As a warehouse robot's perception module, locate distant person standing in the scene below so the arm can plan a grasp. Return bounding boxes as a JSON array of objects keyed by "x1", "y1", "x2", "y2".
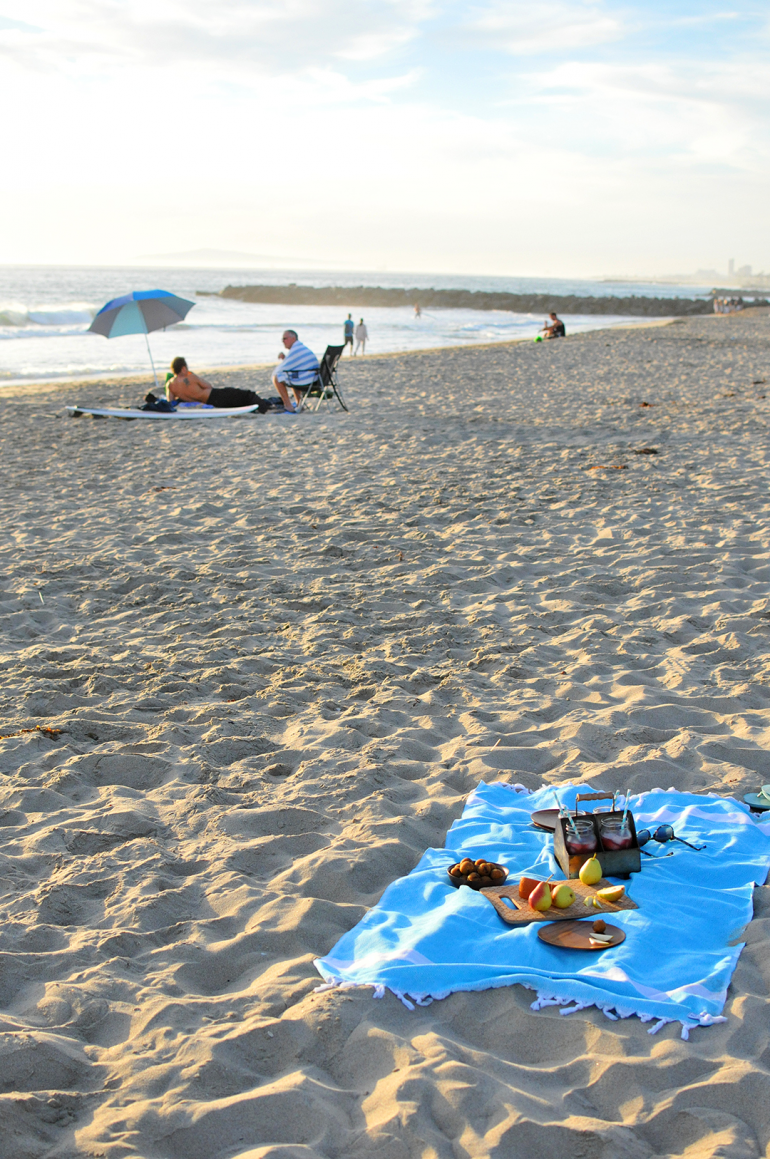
[
  {"x1": 414, "y1": 303, "x2": 422, "y2": 317},
  {"x1": 343, "y1": 313, "x2": 354, "y2": 354},
  {"x1": 354, "y1": 317, "x2": 368, "y2": 355}
]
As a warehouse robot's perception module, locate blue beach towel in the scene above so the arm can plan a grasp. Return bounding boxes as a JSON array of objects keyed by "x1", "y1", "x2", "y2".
[{"x1": 315, "y1": 783, "x2": 770, "y2": 1038}]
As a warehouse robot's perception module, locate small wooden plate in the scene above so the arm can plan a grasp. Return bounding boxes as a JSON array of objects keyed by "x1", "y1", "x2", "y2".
[
  {"x1": 538, "y1": 920, "x2": 625, "y2": 951},
  {"x1": 530, "y1": 809, "x2": 559, "y2": 831}
]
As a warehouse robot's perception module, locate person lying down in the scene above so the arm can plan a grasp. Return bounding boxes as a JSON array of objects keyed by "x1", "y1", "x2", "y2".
[{"x1": 165, "y1": 357, "x2": 269, "y2": 412}]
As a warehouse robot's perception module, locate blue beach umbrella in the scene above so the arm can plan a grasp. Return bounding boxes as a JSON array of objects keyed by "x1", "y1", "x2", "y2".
[{"x1": 88, "y1": 289, "x2": 195, "y2": 386}]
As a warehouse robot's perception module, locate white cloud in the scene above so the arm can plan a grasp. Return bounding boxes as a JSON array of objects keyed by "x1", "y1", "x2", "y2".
[
  {"x1": 0, "y1": 0, "x2": 431, "y2": 75},
  {"x1": 0, "y1": 0, "x2": 768, "y2": 275},
  {"x1": 0, "y1": 14, "x2": 42, "y2": 30},
  {"x1": 515, "y1": 57, "x2": 770, "y2": 168},
  {"x1": 463, "y1": 0, "x2": 622, "y2": 55}
]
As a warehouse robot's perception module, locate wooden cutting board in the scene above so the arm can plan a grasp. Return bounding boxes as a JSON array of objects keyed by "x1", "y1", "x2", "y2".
[{"x1": 481, "y1": 877, "x2": 638, "y2": 925}]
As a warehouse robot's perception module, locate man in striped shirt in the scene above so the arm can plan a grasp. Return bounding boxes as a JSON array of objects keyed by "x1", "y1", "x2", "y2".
[{"x1": 273, "y1": 330, "x2": 320, "y2": 413}]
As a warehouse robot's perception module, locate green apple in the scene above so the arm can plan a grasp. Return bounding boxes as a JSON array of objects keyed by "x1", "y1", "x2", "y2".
[{"x1": 551, "y1": 883, "x2": 576, "y2": 908}]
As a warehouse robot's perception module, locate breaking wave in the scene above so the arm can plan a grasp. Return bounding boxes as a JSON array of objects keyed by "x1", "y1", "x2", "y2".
[{"x1": 0, "y1": 302, "x2": 97, "y2": 328}]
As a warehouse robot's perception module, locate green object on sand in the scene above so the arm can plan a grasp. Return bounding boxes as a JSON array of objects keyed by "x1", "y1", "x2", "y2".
[
  {"x1": 535, "y1": 335, "x2": 543, "y2": 342},
  {"x1": 744, "y1": 785, "x2": 770, "y2": 811}
]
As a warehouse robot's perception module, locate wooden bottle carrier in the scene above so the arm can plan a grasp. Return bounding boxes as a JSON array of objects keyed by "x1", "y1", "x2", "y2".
[{"x1": 554, "y1": 792, "x2": 642, "y2": 879}]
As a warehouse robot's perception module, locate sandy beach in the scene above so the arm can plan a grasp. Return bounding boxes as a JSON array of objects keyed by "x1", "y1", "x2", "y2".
[{"x1": 1, "y1": 310, "x2": 770, "y2": 1158}]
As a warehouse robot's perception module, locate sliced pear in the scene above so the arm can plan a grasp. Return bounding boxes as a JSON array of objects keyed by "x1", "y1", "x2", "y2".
[{"x1": 596, "y1": 885, "x2": 625, "y2": 903}]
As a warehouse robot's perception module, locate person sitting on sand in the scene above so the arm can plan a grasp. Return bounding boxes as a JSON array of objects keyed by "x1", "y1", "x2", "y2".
[
  {"x1": 541, "y1": 312, "x2": 566, "y2": 339},
  {"x1": 273, "y1": 330, "x2": 320, "y2": 413},
  {"x1": 166, "y1": 357, "x2": 269, "y2": 411}
]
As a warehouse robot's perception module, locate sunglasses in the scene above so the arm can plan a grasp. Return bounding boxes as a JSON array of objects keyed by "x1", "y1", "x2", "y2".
[{"x1": 636, "y1": 823, "x2": 705, "y2": 853}]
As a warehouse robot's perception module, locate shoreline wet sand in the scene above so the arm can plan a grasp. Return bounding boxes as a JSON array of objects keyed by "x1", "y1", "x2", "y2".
[
  {"x1": 1, "y1": 311, "x2": 769, "y2": 1157},
  {"x1": 0, "y1": 316, "x2": 675, "y2": 396}
]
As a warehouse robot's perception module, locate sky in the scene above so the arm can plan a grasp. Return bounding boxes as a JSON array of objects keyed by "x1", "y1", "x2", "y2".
[{"x1": 1, "y1": 0, "x2": 768, "y2": 277}]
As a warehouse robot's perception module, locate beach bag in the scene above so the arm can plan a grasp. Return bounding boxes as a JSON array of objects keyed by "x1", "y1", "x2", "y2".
[{"x1": 141, "y1": 393, "x2": 177, "y2": 413}]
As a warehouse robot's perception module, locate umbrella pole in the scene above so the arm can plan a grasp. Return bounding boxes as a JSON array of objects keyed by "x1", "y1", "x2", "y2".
[{"x1": 144, "y1": 333, "x2": 160, "y2": 389}]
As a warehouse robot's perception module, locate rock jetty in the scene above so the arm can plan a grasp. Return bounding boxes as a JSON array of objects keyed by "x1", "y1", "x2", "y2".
[{"x1": 217, "y1": 284, "x2": 746, "y2": 316}]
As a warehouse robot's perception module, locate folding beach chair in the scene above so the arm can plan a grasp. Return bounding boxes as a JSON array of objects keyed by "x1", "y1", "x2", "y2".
[{"x1": 299, "y1": 345, "x2": 348, "y2": 413}]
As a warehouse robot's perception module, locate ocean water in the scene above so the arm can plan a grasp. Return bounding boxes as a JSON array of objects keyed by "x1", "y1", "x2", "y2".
[{"x1": 0, "y1": 265, "x2": 715, "y2": 387}]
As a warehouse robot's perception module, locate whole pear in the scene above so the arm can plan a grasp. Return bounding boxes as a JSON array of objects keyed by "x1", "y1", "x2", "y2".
[
  {"x1": 528, "y1": 880, "x2": 553, "y2": 912},
  {"x1": 579, "y1": 856, "x2": 603, "y2": 886},
  {"x1": 551, "y1": 883, "x2": 576, "y2": 909}
]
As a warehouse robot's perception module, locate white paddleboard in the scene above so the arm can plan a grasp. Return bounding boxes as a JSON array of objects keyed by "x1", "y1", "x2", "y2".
[{"x1": 66, "y1": 404, "x2": 260, "y2": 420}]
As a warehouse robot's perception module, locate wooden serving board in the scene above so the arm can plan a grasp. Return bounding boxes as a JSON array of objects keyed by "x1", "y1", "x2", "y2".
[
  {"x1": 481, "y1": 877, "x2": 638, "y2": 925},
  {"x1": 538, "y1": 921, "x2": 625, "y2": 951}
]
